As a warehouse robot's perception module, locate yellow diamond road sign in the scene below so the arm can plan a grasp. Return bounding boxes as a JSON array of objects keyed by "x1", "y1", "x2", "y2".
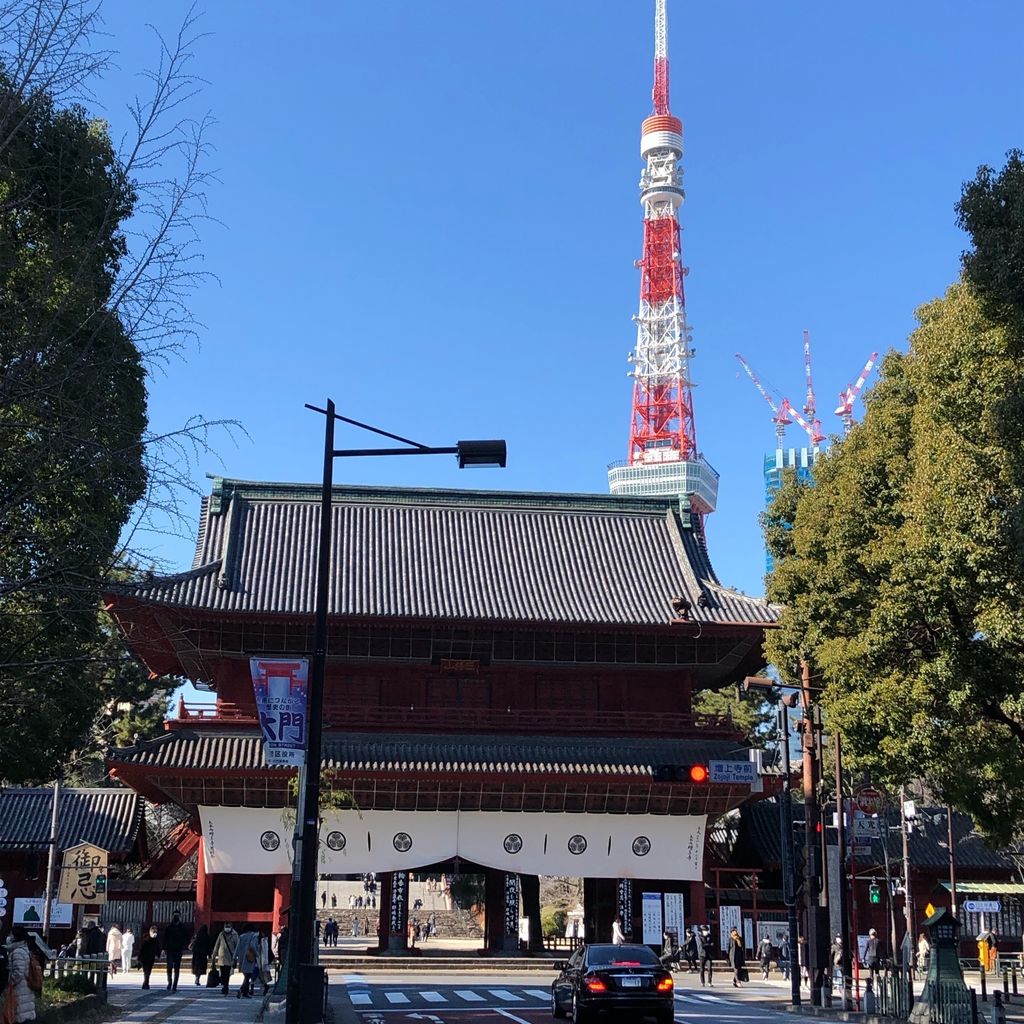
[
  {"x1": 925, "y1": 902, "x2": 936, "y2": 919},
  {"x1": 57, "y1": 842, "x2": 108, "y2": 905}
]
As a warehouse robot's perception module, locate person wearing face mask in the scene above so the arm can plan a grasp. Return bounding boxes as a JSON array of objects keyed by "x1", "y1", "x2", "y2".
[
  {"x1": 211, "y1": 924, "x2": 239, "y2": 996},
  {"x1": 5, "y1": 925, "x2": 37, "y2": 1022},
  {"x1": 138, "y1": 927, "x2": 161, "y2": 990}
]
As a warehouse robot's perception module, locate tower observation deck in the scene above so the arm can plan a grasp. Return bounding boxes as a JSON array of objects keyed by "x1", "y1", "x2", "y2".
[{"x1": 608, "y1": 0, "x2": 718, "y2": 517}]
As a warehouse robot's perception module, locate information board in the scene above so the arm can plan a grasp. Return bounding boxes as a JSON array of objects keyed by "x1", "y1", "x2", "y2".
[{"x1": 642, "y1": 892, "x2": 664, "y2": 945}]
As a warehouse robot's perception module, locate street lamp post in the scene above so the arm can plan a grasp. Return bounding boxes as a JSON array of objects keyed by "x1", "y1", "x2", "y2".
[{"x1": 284, "y1": 399, "x2": 506, "y2": 1024}]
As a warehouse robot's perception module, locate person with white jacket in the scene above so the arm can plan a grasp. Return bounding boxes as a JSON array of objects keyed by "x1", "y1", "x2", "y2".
[
  {"x1": 105, "y1": 924, "x2": 123, "y2": 976},
  {"x1": 121, "y1": 928, "x2": 135, "y2": 973}
]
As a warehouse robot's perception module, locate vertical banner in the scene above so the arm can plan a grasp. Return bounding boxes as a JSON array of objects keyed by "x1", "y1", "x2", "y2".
[
  {"x1": 743, "y1": 916, "x2": 753, "y2": 951},
  {"x1": 249, "y1": 659, "x2": 308, "y2": 767},
  {"x1": 719, "y1": 904, "x2": 741, "y2": 953},
  {"x1": 642, "y1": 892, "x2": 663, "y2": 945},
  {"x1": 616, "y1": 879, "x2": 634, "y2": 936},
  {"x1": 664, "y1": 892, "x2": 685, "y2": 940}
]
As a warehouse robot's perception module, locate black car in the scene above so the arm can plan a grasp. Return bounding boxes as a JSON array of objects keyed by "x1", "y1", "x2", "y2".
[{"x1": 551, "y1": 942, "x2": 675, "y2": 1023}]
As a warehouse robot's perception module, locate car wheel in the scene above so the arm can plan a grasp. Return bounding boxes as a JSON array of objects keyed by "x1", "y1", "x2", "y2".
[
  {"x1": 571, "y1": 991, "x2": 590, "y2": 1024},
  {"x1": 551, "y1": 985, "x2": 567, "y2": 1019}
]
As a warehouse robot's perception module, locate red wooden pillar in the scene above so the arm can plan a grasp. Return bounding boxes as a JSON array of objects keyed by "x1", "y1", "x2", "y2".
[
  {"x1": 272, "y1": 873, "x2": 291, "y2": 933},
  {"x1": 689, "y1": 878, "x2": 706, "y2": 929},
  {"x1": 195, "y1": 838, "x2": 212, "y2": 929}
]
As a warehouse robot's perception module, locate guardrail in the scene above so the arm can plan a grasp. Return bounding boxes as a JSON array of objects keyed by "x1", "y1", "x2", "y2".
[{"x1": 46, "y1": 955, "x2": 109, "y2": 994}]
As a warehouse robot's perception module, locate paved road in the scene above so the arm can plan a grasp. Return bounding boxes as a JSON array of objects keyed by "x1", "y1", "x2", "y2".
[
  {"x1": 337, "y1": 974, "x2": 803, "y2": 1024},
  {"x1": 104, "y1": 973, "x2": 269, "y2": 1023}
]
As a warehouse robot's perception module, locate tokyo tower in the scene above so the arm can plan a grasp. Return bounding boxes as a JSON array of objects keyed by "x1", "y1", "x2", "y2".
[{"x1": 607, "y1": 0, "x2": 718, "y2": 519}]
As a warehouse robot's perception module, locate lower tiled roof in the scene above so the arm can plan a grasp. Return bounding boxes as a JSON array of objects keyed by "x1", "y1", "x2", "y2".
[
  {"x1": 0, "y1": 787, "x2": 144, "y2": 855},
  {"x1": 109, "y1": 730, "x2": 751, "y2": 778}
]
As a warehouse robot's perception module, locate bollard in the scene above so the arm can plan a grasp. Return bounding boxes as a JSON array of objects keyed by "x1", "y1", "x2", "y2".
[
  {"x1": 1003, "y1": 969, "x2": 1009, "y2": 998},
  {"x1": 972, "y1": 989, "x2": 980, "y2": 1024},
  {"x1": 1013, "y1": 965, "x2": 1018, "y2": 997},
  {"x1": 992, "y1": 990, "x2": 1006, "y2": 1024},
  {"x1": 982, "y1": 968, "x2": 988, "y2": 1002}
]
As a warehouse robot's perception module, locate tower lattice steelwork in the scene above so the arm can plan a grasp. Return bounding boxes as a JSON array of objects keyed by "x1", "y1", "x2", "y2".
[{"x1": 608, "y1": 0, "x2": 718, "y2": 518}]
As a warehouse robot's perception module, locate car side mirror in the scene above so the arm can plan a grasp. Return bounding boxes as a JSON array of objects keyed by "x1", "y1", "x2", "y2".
[{"x1": 553, "y1": 961, "x2": 566, "y2": 971}]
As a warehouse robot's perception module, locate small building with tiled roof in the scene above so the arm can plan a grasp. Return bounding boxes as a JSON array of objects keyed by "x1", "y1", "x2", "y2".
[
  {"x1": 725, "y1": 798, "x2": 1019, "y2": 956},
  {"x1": 105, "y1": 478, "x2": 778, "y2": 951},
  {"x1": 0, "y1": 787, "x2": 147, "y2": 938}
]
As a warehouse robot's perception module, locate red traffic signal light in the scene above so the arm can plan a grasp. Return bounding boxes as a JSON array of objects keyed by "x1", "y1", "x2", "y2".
[{"x1": 688, "y1": 764, "x2": 708, "y2": 783}]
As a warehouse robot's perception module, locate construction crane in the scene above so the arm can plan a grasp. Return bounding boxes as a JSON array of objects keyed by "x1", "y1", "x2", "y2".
[
  {"x1": 834, "y1": 352, "x2": 879, "y2": 433},
  {"x1": 787, "y1": 402, "x2": 826, "y2": 453},
  {"x1": 802, "y1": 329, "x2": 817, "y2": 419},
  {"x1": 735, "y1": 353, "x2": 794, "y2": 445}
]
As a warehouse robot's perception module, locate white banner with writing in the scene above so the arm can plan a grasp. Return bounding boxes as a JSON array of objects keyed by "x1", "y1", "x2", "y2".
[{"x1": 199, "y1": 807, "x2": 706, "y2": 879}]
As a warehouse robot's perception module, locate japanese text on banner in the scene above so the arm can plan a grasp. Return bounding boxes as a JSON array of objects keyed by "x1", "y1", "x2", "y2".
[{"x1": 250, "y1": 658, "x2": 309, "y2": 767}]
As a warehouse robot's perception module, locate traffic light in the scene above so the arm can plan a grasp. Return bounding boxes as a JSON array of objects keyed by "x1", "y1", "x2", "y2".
[
  {"x1": 869, "y1": 881, "x2": 882, "y2": 905},
  {"x1": 653, "y1": 765, "x2": 709, "y2": 783}
]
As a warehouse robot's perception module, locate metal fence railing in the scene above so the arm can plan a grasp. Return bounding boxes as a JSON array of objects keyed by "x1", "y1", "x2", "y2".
[{"x1": 45, "y1": 955, "x2": 109, "y2": 995}]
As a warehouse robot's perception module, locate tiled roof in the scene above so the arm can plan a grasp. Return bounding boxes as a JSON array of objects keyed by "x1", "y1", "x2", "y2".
[
  {"x1": 108, "y1": 730, "x2": 751, "y2": 778},
  {"x1": 110, "y1": 479, "x2": 777, "y2": 629},
  {"x1": 733, "y1": 798, "x2": 1014, "y2": 872},
  {"x1": 0, "y1": 787, "x2": 144, "y2": 855}
]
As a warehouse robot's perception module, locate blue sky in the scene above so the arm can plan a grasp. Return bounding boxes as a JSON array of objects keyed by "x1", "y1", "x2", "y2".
[{"x1": 93, "y1": 1, "x2": 1023, "y2": 601}]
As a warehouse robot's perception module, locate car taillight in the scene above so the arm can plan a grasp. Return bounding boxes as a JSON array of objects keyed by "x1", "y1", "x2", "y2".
[
  {"x1": 584, "y1": 974, "x2": 607, "y2": 992},
  {"x1": 657, "y1": 976, "x2": 674, "y2": 991}
]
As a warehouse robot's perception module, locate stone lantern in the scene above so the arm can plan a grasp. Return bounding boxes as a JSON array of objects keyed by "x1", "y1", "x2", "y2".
[{"x1": 910, "y1": 907, "x2": 971, "y2": 1024}]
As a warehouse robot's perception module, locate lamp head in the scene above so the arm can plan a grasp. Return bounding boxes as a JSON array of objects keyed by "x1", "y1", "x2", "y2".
[{"x1": 456, "y1": 439, "x2": 507, "y2": 468}]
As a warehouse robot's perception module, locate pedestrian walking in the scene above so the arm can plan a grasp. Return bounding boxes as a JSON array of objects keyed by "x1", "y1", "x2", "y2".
[
  {"x1": 106, "y1": 923, "x2": 123, "y2": 976},
  {"x1": 611, "y1": 917, "x2": 626, "y2": 945},
  {"x1": 832, "y1": 933, "x2": 844, "y2": 987},
  {"x1": 163, "y1": 912, "x2": 190, "y2": 992},
  {"x1": 5, "y1": 926, "x2": 38, "y2": 1023},
  {"x1": 864, "y1": 929, "x2": 880, "y2": 984},
  {"x1": 234, "y1": 927, "x2": 262, "y2": 999},
  {"x1": 363, "y1": 916, "x2": 371, "y2": 939},
  {"x1": 331, "y1": 893, "x2": 337, "y2": 909},
  {"x1": 138, "y1": 927, "x2": 160, "y2": 990},
  {"x1": 697, "y1": 926, "x2": 714, "y2": 987},
  {"x1": 916, "y1": 933, "x2": 930, "y2": 975},
  {"x1": 321, "y1": 890, "x2": 327, "y2": 909},
  {"x1": 121, "y1": 927, "x2": 135, "y2": 973},
  {"x1": 212, "y1": 924, "x2": 239, "y2": 996},
  {"x1": 190, "y1": 925, "x2": 212, "y2": 986},
  {"x1": 759, "y1": 933, "x2": 773, "y2": 980},
  {"x1": 727, "y1": 926, "x2": 746, "y2": 987},
  {"x1": 780, "y1": 934, "x2": 791, "y2": 981}
]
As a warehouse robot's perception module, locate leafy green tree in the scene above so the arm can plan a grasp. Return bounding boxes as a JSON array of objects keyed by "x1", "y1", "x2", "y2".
[
  {"x1": 0, "y1": 2, "x2": 225, "y2": 784},
  {"x1": 764, "y1": 280, "x2": 1024, "y2": 843},
  {"x1": 693, "y1": 686, "x2": 776, "y2": 747}
]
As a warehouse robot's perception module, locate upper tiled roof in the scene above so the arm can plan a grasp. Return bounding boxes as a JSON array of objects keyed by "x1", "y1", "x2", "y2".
[
  {"x1": 110, "y1": 479, "x2": 777, "y2": 629},
  {"x1": 732, "y1": 797, "x2": 1014, "y2": 872},
  {"x1": 0, "y1": 787, "x2": 144, "y2": 855},
  {"x1": 108, "y1": 730, "x2": 751, "y2": 778}
]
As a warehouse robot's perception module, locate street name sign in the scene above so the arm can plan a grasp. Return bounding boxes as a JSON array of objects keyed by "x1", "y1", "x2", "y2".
[
  {"x1": 964, "y1": 900, "x2": 1001, "y2": 914},
  {"x1": 708, "y1": 760, "x2": 758, "y2": 785}
]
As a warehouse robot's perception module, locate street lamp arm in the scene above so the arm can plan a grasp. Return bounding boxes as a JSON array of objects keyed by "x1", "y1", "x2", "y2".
[{"x1": 305, "y1": 403, "x2": 430, "y2": 450}]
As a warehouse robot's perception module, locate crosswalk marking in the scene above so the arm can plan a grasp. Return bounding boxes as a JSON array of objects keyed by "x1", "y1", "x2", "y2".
[
  {"x1": 421, "y1": 992, "x2": 445, "y2": 1002},
  {"x1": 349, "y1": 992, "x2": 372, "y2": 1005},
  {"x1": 488, "y1": 989, "x2": 522, "y2": 1001},
  {"x1": 455, "y1": 990, "x2": 485, "y2": 1001},
  {"x1": 524, "y1": 989, "x2": 550, "y2": 1000},
  {"x1": 384, "y1": 992, "x2": 410, "y2": 1004}
]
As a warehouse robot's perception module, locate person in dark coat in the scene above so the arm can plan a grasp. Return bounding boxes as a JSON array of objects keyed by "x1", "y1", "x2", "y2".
[
  {"x1": 162, "y1": 913, "x2": 191, "y2": 992},
  {"x1": 138, "y1": 927, "x2": 160, "y2": 990},
  {"x1": 727, "y1": 926, "x2": 746, "y2": 987},
  {"x1": 84, "y1": 922, "x2": 104, "y2": 956},
  {"x1": 190, "y1": 925, "x2": 212, "y2": 986},
  {"x1": 697, "y1": 926, "x2": 715, "y2": 987}
]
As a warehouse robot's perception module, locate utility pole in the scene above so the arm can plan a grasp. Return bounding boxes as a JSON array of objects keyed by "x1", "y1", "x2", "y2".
[
  {"x1": 834, "y1": 737, "x2": 853, "y2": 1010},
  {"x1": 946, "y1": 805, "x2": 958, "y2": 917},
  {"x1": 800, "y1": 660, "x2": 825, "y2": 1006},
  {"x1": 778, "y1": 699, "x2": 801, "y2": 1006},
  {"x1": 899, "y1": 787, "x2": 915, "y2": 960},
  {"x1": 41, "y1": 775, "x2": 61, "y2": 942}
]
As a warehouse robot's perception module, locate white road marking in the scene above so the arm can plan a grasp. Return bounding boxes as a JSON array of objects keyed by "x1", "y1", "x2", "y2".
[
  {"x1": 454, "y1": 990, "x2": 485, "y2": 1001},
  {"x1": 524, "y1": 988, "x2": 550, "y2": 999},
  {"x1": 488, "y1": 989, "x2": 522, "y2": 1001},
  {"x1": 496, "y1": 1010, "x2": 533, "y2": 1024},
  {"x1": 384, "y1": 991, "x2": 410, "y2": 1004},
  {"x1": 349, "y1": 992, "x2": 372, "y2": 1005},
  {"x1": 695, "y1": 993, "x2": 724, "y2": 1002},
  {"x1": 421, "y1": 991, "x2": 446, "y2": 1002}
]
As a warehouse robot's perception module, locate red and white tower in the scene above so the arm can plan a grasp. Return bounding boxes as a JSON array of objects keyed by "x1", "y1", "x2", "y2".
[{"x1": 608, "y1": 0, "x2": 718, "y2": 517}]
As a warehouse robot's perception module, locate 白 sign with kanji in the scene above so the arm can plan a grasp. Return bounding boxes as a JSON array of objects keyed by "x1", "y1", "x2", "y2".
[{"x1": 57, "y1": 842, "x2": 108, "y2": 905}]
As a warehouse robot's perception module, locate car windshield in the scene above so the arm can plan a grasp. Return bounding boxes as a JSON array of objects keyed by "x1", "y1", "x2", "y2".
[{"x1": 587, "y1": 944, "x2": 659, "y2": 967}]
